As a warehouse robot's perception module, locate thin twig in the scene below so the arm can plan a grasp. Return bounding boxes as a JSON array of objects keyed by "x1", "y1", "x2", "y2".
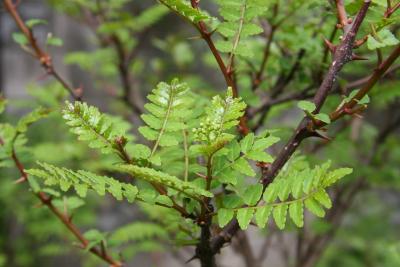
[
  {"x1": 93, "y1": 2, "x2": 144, "y2": 114},
  {"x1": 3, "y1": 0, "x2": 82, "y2": 101},
  {"x1": 252, "y1": 4, "x2": 279, "y2": 91},
  {"x1": 0, "y1": 137, "x2": 122, "y2": 266},
  {"x1": 183, "y1": 129, "x2": 189, "y2": 182},
  {"x1": 186, "y1": 0, "x2": 250, "y2": 135}
]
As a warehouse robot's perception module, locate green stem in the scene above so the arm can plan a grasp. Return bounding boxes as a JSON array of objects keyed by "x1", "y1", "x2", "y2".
[
  {"x1": 150, "y1": 84, "x2": 175, "y2": 157},
  {"x1": 226, "y1": 1, "x2": 246, "y2": 72},
  {"x1": 183, "y1": 129, "x2": 189, "y2": 182}
]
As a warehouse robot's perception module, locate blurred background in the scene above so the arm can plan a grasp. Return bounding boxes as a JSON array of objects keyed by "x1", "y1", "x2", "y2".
[{"x1": 1, "y1": 1, "x2": 400, "y2": 267}]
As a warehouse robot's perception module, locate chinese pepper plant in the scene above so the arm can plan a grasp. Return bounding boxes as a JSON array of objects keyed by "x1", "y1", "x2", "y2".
[{"x1": 1, "y1": 0, "x2": 400, "y2": 267}]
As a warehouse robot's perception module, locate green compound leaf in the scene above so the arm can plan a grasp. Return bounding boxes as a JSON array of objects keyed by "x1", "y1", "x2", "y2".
[
  {"x1": 272, "y1": 204, "x2": 288, "y2": 230},
  {"x1": 139, "y1": 78, "x2": 192, "y2": 152},
  {"x1": 16, "y1": 107, "x2": 50, "y2": 133},
  {"x1": 255, "y1": 205, "x2": 272, "y2": 228},
  {"x1": 215, "y1": 0, "x2": 267, "y2": 58},
  {"x1": 289, "y1": 201, "x2": 304, "y2": 227},
  {"x1": 26, "y1": 18, "x2": 48, "y2": 28},
  {"x1": 237, "y1": 208, "x2": 255, "y2": 230},
  {"x1": 63, "y1": 101, "x2": 132, "y2": 158},
  {"x1": 242, "y1": 184, "x2": 263, "y2": 206},
  {"x1": 192, "y1": 87, "x2": 246, "y2": 156},
  {"x1": 305, "y1": 197, "x2": 325, "y2": 217},
  {"x1": 232, "y1": 157, "x2": 255, "y2": 177},
  {"x1": 159, "y1": 0, "x2": 211, "y2": 24},
  {"x1": 367, "y1": 29, "x2": 399, "y2": 50},
  {"x1": 218, "y1": 208, "x2": 235, "y2": 227},
  {"x1": 26, "y1": 162, "x2": 139, "y2": 203},
  {"x1": 117, "y1": 164, "x2": 213, "y2": 199}
]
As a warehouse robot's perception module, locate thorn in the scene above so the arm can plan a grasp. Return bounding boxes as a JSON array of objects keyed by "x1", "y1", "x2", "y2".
[
  {"x1": 39, "y1": 55, "x2": 52, "y2": 68},
  {"x1": 36, "y1": 72, "x2": 50, "y2": 82},
  {"x1": 115, "y1": 136, "x2": 127, "y2": 146},
  {"x1": 186, "y1": 255, "x2": 198, "y2": 263},
  {"x1": 253, "y1": 78, "x2": 261, "y2": 87},
  {"x1": 310, "y1": 130, "x2": 332, "y2": 141},
  {"x1": 74, "y1": 87, "x2": 84, "y2": 98},
  {"x1": 354, "y1": 35, "x2": 368, "y2": 48},
  {"x1": 344, "y1": 104, "x2": 367, "y2": 117},
  {"x1": 323, "y1": 38, "x2": 336, "y2": 54},
  {"x1": 351, "y1": 53, "x2": 368, "y2": 61},
  {"x1": 344, "y1": 107, "x2": 353, "y2": 114},
  {"x1": 256, "y1": 162, "x2": 270, "y2": 168},
  {"x1": 353, "y1": 113, "x2": 364, "y2": 119},
  {"x1": 14, "y1": 176, "x2": 27, "y2": 184},
  {"x1": 208, "y1": 28, "x2": 217, "y2": 36},
  {"x1": 226, "y1": 67, "x2": 234, "y2": 75},
  {"x1": 190, "y1": 0, "x2": 200, "y2": 8},
  {"x1": 195, "y1": 172, "x2": 207, "y2": 179}
]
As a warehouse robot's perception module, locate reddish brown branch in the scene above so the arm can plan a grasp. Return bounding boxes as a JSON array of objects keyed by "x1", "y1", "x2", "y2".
[
  {"x1": 261, "y1": 0, "x2": 371, "y2": 183},
  {"x1": 384, "y1": 1, "x2": 400, "y2": 18},
  {"x1": 189, "y1": 1, "x2": 250, "y2": 135},
  {"x1": 252, "y1": 26, "x2": 277, "y2": 90},
  {"x1": 3, "y1": 0, "x2": 82, "y2": 101},
  {"x1": 1, "y1": 138, "x2": 122, "y2": 266},
  {"x1": 328, "y1": 44, "x2": 400, "y2": 123},
  {"x1": 210, "y1": 1, "x2": 372, "y2": 255},
  {"x1": 335, "y1": 0, "x2": 351, "y2": 33},
  {"x1": 252, "y1": 4, "x2": 280, "y2": 91}
]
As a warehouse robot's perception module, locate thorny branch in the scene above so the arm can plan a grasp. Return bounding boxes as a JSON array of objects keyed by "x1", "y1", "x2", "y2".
[
  {"x1": 261, "y1": 0, "x2": 371, "y2": 184},
  {"x1": 3, "y1": 0, "x2": 400, "y2": 266},
  {"x1": 0, "y1": 137, "x2": 122, "y2": 267},
  {"x1": 296, "y1": 108, "x2": 400, "y2": 267},
  {"x1": 3, "y1": 0, "x2": 191, "y2": 233},
  {"x1": 209, "y1": 0, "x2": 395, "y2": 255},
  {"x1": 3, "y1": 0, "x2": 82, "y2": 101}
]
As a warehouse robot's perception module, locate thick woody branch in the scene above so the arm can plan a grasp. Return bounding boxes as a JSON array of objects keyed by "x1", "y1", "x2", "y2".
[
  {"x1": 262, "y1": 0, "x2": 371, "y2": 184},
  {"x1": 328, "y1": 44, "x2": 400, "y2": 123},
  {"x1": 210, "y1": 1, "x2": 372, "y2": 255}
]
